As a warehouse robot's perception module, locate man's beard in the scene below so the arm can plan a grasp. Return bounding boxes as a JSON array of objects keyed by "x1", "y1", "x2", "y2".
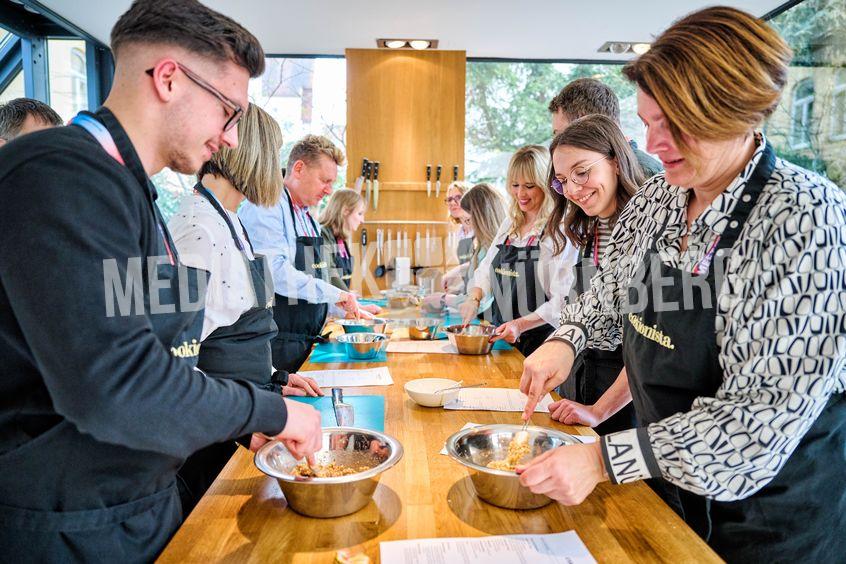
[{"x1": 167, "y1": 147, "x2": 200, "y2": 175}]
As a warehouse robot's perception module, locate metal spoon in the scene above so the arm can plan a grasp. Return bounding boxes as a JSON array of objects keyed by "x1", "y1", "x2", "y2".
[{"x1": 434, "y1": 382, "x2": 486, "y2": 394}]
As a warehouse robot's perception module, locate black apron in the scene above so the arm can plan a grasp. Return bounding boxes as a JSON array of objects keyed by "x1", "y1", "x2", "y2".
[
  {"x1": 176, "y1": 184, "x2": 280, "y2": 515},
  {"x1": 334, "y1": 236, "x2": 354, "y2": 287},
  {"x1": 456, "y1": 235, "x2": 474, "y2": 264},
  {"x1": 270, "y1": 191, "x2": 330, "y2": 373},
  {"x1": 0, "y1": 110, "x2": 209, "y2": 563},
  {"x1": 622, "y1": 143, "x2": 846, "y2": 561},
  {"x1": 559, "y1": 227, "x2": 636, "y2": 435},
  {"x1": 485, "y1": 234, "x2": 554, "y2": 357}
]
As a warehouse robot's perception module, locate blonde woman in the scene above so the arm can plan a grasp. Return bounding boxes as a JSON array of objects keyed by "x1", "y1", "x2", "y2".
[
  {"x1": 319, "y1": 188, "x2": 364, "y2": 292},
  {"x1": 318, "y1": 189, "x2": 382, "y2": 314},
  {"x1": 459, "y1": 145, "x2": 578, "y2": 357},
  {"x1": 422, "y1": 183, "x2": 506, "y2": 313},
  {"x1": 169, "y1": 104, "x2": 321, "y2": 513}
]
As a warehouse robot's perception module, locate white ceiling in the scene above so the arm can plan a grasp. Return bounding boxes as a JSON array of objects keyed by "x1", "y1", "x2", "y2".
[{"x1": 42, "y1": 0, "x2": 789, "y2": 60}]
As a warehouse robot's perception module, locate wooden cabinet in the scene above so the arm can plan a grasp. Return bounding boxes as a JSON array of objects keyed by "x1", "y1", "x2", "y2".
[{"x1": 345, "y1": 49, "x2": 466, "y2": 294}]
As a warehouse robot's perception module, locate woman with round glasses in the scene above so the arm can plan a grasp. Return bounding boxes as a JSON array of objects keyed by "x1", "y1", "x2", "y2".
[
  {"x1": 459, "y1": 145, "x2": 578, "y2": 357},
  {"x1": 442, "y1": 181, "x2": 474, "y2": 294},
  {"x1": 517, "y1": 7, "x2": 846, "y2": 560},
  {"x1": 544, "y1": 114, "x2": 644, "y2": 435}
]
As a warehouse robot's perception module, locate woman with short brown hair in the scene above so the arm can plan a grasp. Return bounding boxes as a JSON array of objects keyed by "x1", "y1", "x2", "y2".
[{"x1": 519, "y1": 6, "x2": 846, "y2": 560}]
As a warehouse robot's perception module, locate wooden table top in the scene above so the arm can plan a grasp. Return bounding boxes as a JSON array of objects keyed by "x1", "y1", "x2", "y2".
[{"x1": 160, "y1": 320, "x2": 721, "y2": 563}]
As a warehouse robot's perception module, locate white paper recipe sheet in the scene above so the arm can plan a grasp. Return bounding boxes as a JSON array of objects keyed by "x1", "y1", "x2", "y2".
[
  {"x1": 444, "y1": 388, "x2": 554, "y2": 412},
  {"x1": 380, "y1": 531, "x2": 596, "y2": 564},
  {"x1": 299, "y1": 367, "x2": 393, "y2": 388}
]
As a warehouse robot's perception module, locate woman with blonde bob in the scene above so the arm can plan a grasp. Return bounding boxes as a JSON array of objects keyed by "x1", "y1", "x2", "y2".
[
  {"x1": 459, "y1": 145, "x2": 578, "y2": 357},
  {"x1": 519, "y1": 7, "x2": 846, "y2": 561},
  {"x1": 169, "y1": 104, "x2": 321, "y2": 514},
  {"x1": 422, "y1": 183, "x2": 506, "y2": 313},
  {"x1": 317, "y1": 189, "x2": 382, "y2": 314}
]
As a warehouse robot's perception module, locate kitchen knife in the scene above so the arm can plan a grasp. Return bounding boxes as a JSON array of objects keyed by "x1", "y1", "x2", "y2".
[
  {"x1": 354, "y1": 158, "x2": 368, "y2": 193},
  {"x1": 435, "y1": 164, "x2": 442, "y2": 198},
  {"x1": 426, "y1": 164, "x2": 432, "y2": 198},
  {"x1": 361, "y1": 227, "x2": 368, "y2": 271},
  {"x1": 364, "y1": 160, "x2": 372, "y2": 209},
  {"x1": 375, "y1": 228, "x2": 385, "y2": 278},
  {"x1": 332, "y1": 388, "x2": 354, "y2": 427},
  {"x1": 372, "y1": 161, "x2": 380, "y2": 210}
]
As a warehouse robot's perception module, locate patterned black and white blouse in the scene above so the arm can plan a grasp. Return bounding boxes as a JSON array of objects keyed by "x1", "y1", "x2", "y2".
[{"x1": 550, "y1": 135, "x2": 846, "y2": 501}]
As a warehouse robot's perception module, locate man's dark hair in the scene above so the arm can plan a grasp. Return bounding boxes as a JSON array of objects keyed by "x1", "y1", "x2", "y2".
[
  {"x1": 0, "y1": 98, "x2": 63, "y2": 140},
  {"x1": 111, "y1": 0, "x2": 265, "y2": 78},
  {"x1": 548, "y1": 78, "x2": 620, "y2": 124}
]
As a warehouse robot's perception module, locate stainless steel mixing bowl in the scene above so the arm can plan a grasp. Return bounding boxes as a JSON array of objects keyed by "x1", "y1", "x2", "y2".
[
  {"x1": 446, "y1": 423, "x2": 582, "y2": 509},
  {"x1": 336, "y1": 317, "x2": 388, "y2": 334},
  {"x1": 335, "y1": 332, "x2": 389, "y2": 360},
  {"x1": 254, "y1": 427, "x2": 403, "y2": 518},
  {"x1": 443, "y1": 324, "x2": 496, "y2": 355},
  {"x1": 389, "y1": 318, "x2": 443, "y2": 340}
]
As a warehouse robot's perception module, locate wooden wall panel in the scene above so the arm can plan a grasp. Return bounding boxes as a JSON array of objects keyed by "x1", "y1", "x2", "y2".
[{"x1": 345, "y1": 49, "x2": 466, "y2": 294}]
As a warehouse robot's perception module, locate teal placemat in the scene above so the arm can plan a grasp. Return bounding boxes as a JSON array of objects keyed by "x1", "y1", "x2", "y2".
[
  {"x1": 360, "y1": 297, "x2": 388, "y2": 308},
  {"x1": 288, "y1": 395, "x2": 385, "y2": 432},
  {"x1": 309, "y1": 342, "x2": 387, "y2": 363}
]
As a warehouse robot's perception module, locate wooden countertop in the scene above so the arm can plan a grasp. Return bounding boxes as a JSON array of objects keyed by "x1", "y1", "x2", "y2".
[{"x1": 160, "y1": 324, "x2": 720, "y2": 563}]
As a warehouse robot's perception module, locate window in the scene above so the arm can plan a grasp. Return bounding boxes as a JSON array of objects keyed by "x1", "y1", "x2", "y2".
[
  {"x1": 766, "y1": 0, "x2": 846, "y2": 184},
  {"x1": 0, "y1": 71, "x2": 24, "y2": 103},
  {"x1": 152, "y1": 57, "x2": 347, "y2": 221},
  {"x1": 47, "y1": 39, "x2": 88, "y2": 121},
  {"x1": 70, "y1": 48, "x2": 87, "y2": 112},
  {"x1": 465, "y1": 62, "x2": 645, "y2": 187},
  {"x1": 789, "y1": 79, "x2": 815, "y2": 149},
  {"x1": 830, "y1": 71, "x2": 846, "y2": 140}
]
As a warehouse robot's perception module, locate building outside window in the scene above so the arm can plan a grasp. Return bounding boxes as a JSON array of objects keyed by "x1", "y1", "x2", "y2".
[
  {"x1": 830, "y1": 70, "x2": 846, "y2": 141},
  {"x1": 46, "y1": 39, "x2": 88, "y2": 121},
  {"x1": 152, "y1": 57, "x2": 347, "y2": 220},
  {"x1": 766, "y1": 0, "x2": 846, "y2": 185},
  {"x1": 789, "y1": 79, "x2": 815, "y2": 149}
]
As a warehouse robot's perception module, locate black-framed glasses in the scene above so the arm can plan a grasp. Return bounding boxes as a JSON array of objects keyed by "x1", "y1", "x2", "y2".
[
  {"x1": 551, "y1": 155, "x2": 610, "y2": 195},
  {"x1": 444, "y1": 195, "x2": 462, "y2": 204},
  {"x1": 145, "y1": 63, "x2": 243, "y2": 132}
]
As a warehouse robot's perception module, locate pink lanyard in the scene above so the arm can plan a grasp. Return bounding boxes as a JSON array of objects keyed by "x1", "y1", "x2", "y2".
[
  {"x1": 692, "y1": 234, "x2": 721, "y2": 275},
  {"x1": 336, "y1": 237, "x2": 349, "y2": 259},
  {"x1": 71, "y1": 113, "x2": 176, "y2": 265},
  {"x1": 593, "y1": 223, "x2": 600, "y2": 267}
]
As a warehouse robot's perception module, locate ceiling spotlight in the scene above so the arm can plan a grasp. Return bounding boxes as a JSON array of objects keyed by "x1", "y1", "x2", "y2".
[
  {"x1": 377, "y1": 38, "x2": 439, "y2": 50},
  {"x1": 597, "y1": 41, "x2": 652, "y2": 56},
  {"x1": 608, "y1": 42, "x2": 629, "y2": 55}
]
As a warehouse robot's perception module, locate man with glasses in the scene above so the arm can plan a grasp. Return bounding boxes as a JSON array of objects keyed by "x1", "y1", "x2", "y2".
[
  {"x1": 549, "y1": 78, "x2": 662, "y2": 177},
  {"x1": 0, "y1": 1, "x2": 321, "y2": 561}
]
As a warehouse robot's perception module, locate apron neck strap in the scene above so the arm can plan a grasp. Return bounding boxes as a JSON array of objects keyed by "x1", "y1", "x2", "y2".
[
  {"x1": 195, "y1": 183, "x2": 255, "y2": 254},
  {"x1": 714, "y1": 142, "x2": 775, "y2": 253},
  {"x1": 70, "y1": 110, "x2": 178, "y2": 265}
]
